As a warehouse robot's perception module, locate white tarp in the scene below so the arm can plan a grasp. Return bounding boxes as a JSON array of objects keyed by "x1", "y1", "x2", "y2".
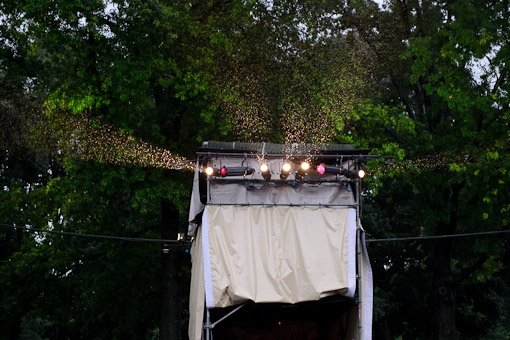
[
  {"x1": 187, "y1": 159, "x2": 357, "y2": 235},
  {"x1": 360, "y1": 230, "x2": 373, "y2": 340},
  {"x1": 189, "y1": 228, "x2": 205, "y2": 340},
  {"x1": 202, "y1": 205, "x2": 356, "y2": 307},
  {"x1": 188, "y1": 205, "x2": 373, "y2": 340},
  {"x1": 188, "y1": 162, "x2": 205, "y2": 236}
]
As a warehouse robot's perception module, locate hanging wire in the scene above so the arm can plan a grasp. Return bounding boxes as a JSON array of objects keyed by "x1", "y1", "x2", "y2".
[
  {"x1": 0, "y1": 223, "x2": 190, "y2": 246},
  {"x1": 1, "y1": 222, "x2": 509, "y2": 245},
  {"x1": 365, "y1": 229, "x2": 510, "y2": 243}
]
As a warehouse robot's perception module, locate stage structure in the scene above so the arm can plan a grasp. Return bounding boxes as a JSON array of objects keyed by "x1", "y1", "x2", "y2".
[{"x1": 187, "y1": 141, "x2": 376, "y2": 340}]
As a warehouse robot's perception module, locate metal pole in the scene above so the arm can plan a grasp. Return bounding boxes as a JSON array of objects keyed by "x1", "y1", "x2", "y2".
[
  {"x1": 207, "y1": 176, "x2": 211, "y2": 205},
  {"x1": 211, "y1": 302, "x2": 248, "y2": 328},
  {"x1": 207, "y1": 202, "x2": 356, "y2": 208},
  {"x1": 355, "y1": 159, "x2": 363, "y2": 340},
  {"x1": 205, "y1": 308, "x2": 211, "y2": 340},
  {"x1": 196, "y1": 151, "x2": 378, "y2": 159}
]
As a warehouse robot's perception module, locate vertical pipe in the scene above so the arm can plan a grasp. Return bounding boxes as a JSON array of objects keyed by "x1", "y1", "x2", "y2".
[
  {"x1": 207, "y1": 176, "x2": 211, "y2": 205},
  {"x1": 205, "y1": 308, "x2": 211, "y2": 340},
  {"x1": 205, "y1": 157, "x2": 211, "y2": 340},
  {"x1": 206, "y1": 154, "x2": 211, "y2": 205},
  {"x1": 355, "y1": 159, "x2": 363, "y2": 340}
]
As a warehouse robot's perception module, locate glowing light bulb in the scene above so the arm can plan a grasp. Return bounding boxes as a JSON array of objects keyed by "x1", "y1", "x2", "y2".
[
  {"x1": 301, "y1": 161, "x2": 310, "y2": 171},
  {"x1": 260, "y1": 163, "x2": 271, "y2": 181},
  {"x1": 220, "y1": 167, "x2": 227, "y2": 176},
  {"x1": 205, "y1": 167, "x2": 214, "y2": 176},
  {"x1": 317, "y1": 164, "x2": 326, "y2": 175},
  {"x1": 358, "y1": 169, "x2": 366, "y2": 178},
  {"x1": 280, "y1": 162, "x2": 292, "y2": 180}
]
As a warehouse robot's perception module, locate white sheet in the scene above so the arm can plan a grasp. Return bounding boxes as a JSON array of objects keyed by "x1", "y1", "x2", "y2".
[{"x1": 202, "y1": 205, "x2": 356, "y2": 307}]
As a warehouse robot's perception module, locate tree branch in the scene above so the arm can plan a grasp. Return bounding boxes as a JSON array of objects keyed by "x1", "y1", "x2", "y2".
[{"x1": 491, "y1": 68, "x2": 507, "y2": 94}]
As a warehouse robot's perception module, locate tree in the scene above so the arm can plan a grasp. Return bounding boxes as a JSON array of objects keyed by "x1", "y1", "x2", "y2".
[
  {"x1": 0, "y1": 0, "x2": 228, "y2": 338},
  {"x1": 2, "y1": 0, "x2": 509, "y2": 339},
  {"x1": 342, "y1": 1, "x2": 510, "y2": 339},
  {"x1": 209, "y1": 0, "x2": 375, "y2": 144}
]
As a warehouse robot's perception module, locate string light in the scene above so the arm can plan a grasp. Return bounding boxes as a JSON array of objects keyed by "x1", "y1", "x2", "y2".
[{"x1": 39, "y1": 113, "x2": 195, "y2": 171}]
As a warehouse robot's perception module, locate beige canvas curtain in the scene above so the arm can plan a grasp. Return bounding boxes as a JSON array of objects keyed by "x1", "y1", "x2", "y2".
[
  {"x1": 202, "y1": 205, "x2": 356, "y2": 307},
  {"x1": 360, "y1": 230, "x2": 373, "y2": 340},
  {"x1": 189, "y1": 205, "x2": 373, "y2": 340}
]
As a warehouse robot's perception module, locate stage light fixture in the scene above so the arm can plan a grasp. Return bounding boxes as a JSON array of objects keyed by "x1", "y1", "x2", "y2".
[
  {"x1": 205, "y1": 166, "x2": 217, "y2": 176},
  {"x1": 260, "y1": 163, "x2": 271, "y2": 181},
  {"x1": 315, "y1": 164, "x2": 364, "y2": 179},
  {"x1": 220, "y1": 166, "x2": 255, "y2": 177},
  {"x1": 316, "y1": 164, "x2": 343, "y2": 175},
  {"x1": 342, "y1": 169, "x2": 362, "y2": 179},
  {"x1": 280, "y1": 162, "x2": 292, "y2": 180},
  {"x1": 296, "y1": 161, "x2": 311, "y2": 181},
  {"x1": 358, "y1": 160, "x2": 366, "y2": 179},
  {"x1": 317, "y1": 164, "x2": 326, "y2": 175}
]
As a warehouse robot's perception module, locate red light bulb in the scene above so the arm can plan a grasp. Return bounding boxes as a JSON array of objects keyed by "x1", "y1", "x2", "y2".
[{"x1": 317, "y1": 164, "x2": 326, "y2": 175}]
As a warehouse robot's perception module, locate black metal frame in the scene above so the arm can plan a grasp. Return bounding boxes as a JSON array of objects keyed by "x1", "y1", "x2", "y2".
[{"x1": 196, "y1": 142, "x2": 377, "y2": 340}]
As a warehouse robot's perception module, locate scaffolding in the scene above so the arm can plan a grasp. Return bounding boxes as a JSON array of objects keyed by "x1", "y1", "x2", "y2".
[{"x1": 188, "y1": 142, "x2": 375, "y2": 340}]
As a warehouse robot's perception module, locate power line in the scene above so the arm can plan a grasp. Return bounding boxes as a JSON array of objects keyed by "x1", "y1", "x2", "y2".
[
  {"x1": 0, "y1": 223, "x2": 189, "y2": 246},
  {"x1": 366, "y1": 229, "x2": 510, "y2": 243},
  {"x1": 2, "y1": 222, "x2": 509, "y2": 245}
]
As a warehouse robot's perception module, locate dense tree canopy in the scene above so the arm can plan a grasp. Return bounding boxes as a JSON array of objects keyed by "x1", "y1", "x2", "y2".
[{"x1": 1, "y1": 0, "x2": 509, "y2": 339}]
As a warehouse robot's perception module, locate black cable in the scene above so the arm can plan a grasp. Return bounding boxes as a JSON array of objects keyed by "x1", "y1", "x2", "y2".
[
  {"x1": 365, "y1": 229, "x2": 510, "y2": 243},
  {"x1": 2, "y1": 222, "x2": 509, "y2": 244},
  {"x1": 0, "y1": 223, "x2": 190, "y2": 246}
]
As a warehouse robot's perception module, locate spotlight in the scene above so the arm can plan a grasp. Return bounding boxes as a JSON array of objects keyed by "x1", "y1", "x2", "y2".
[
  {"x1": 315, "y1": 164, "x2": 364, "y2": 178},
  {"x1": 296, "y1": 161, "x2": 311, "y2": 181},
  {"x1": 342, "y1": 169, "x2": 361, "y2": 179},
  {"x1": 317, "y1": 164, "x2": 326, "y2": 175},
  {"x1": 260, "y1": 163, "x2": 271, "y2": 181},
  {"x1": 280, "y1": 162, "x2": 292, "y2": 180},
  {"x1": 220, "y1": 166, "x2": 255, "y2": 177},
  {"x1": 316, "y1": 164, "x2": 343, "y2": 175},
  {"x1": 300, "y1": 161, "x2": 310, "y2": 171},
  {"x1": 205, "y1": 166, "x2": 217, "y2": 176}
]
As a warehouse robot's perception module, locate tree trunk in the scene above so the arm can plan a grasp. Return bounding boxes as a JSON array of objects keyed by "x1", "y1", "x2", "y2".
[
  {"x1": 433, "y1": 237, "x2": 456, "y2": 340},
  {"x1": 160, "y1": 200, "x2": 183, "y2": 340},
  {"x1": 5, "y1": 315, "x2": 22, "y2": 340},
  {"x1": 432, "y1": 184, "x2": 462, "y2": 340},
  {"x1": 374, "y1": 316, "x2": 391, "y2": 340}
]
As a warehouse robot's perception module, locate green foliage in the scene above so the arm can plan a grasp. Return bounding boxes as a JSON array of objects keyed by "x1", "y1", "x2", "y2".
[
  {"x1": 2, "y1": 0, "x2": 510, "y2": 339},
  {"x1": 356, "y1": 0, "x2": 510, "y2": 338}
]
